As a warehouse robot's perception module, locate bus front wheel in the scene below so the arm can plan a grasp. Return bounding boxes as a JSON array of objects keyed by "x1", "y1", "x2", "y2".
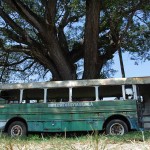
[
  {"x1": 8, "y1": 121, "x2": 27, "y2": 137},
  {"x1": 106, "y1": 119, "x2": 128, "y2": 135}
]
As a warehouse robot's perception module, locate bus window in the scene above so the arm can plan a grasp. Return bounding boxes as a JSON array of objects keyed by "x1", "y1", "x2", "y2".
[
  {"x1": 122, "y1": 85, "x2": 137, "y2": 100},
  {"x1": 125, "y1": 88, "x2": 133, "y2": 99},
  {"x1": 102, "y1": 97, "x2": 119, "y2": 101},
  {"x1": 22, "y1": 100, "x2": 38, "y2": 103},
  {"x1": 47, "y1": 88, "x2": 69, "y2": 102},
  {"x1": 1, "y1": 89, "x2": 20, "y2": 103},
  {"x1": 0, "y1": 91, "x2": 6, "y2": 104},
  {"x1": 72, "y1": 87, "x2": 95, "y2": 101},
  {"x1": 23, "y1": 89, "x2": 44, "y2": 103},
  {"x1": 100, "y1": 85, "x2": 122, "y2": 101}
]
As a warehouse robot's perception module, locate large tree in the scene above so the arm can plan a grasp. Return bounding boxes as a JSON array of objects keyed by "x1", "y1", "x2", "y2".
[{"x1": 0, "y1": 0, "x2": 149, "y2": 82}]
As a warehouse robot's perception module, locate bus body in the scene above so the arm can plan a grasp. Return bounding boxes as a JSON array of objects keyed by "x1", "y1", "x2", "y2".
[
  {"x1": 0, "y1": 100, "x2": 138, "y2": 133},
  {"x1": 0, "y1": 77, "x2": 150, "y2": 137}
]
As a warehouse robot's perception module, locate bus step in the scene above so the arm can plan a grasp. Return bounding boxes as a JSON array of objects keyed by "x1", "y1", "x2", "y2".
[
  {"x1": 143, "y1": 128, "x2": 150, "y2": 131},
  {"x1": 142, "y1": 114, "x2": 150, "y2": 117},
  {"x1": 143, "y1": 123, "x2": 150, "y2": 129},
  {"x1": 142, "y1": 116, "x2": 150, "y2": 122},
  {"x1": 142, "y1": 121, "x2": 150, "y2": 123}
]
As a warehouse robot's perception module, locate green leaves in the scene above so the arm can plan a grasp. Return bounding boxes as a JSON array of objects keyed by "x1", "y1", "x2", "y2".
[{"x1": 0, "y1": 0, "x2": 149, "y2": 82}]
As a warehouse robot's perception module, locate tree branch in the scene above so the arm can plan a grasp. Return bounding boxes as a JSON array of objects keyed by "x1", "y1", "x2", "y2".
[
  {"x1": 45, "y1": 0, "x2": 57, "y2": 26},
  {"x1": 0, "y1": 8, "x2": 48, "y2": 57},
  {"x1": 0, "y1": 52, "x2": 9, "y2": 82},
  {"x1": 0, "y1": 28, "x2": 29, "y2": 45},
  {"x1": 31, "y1": 51, "x2": 62, "y2": 80},
  {"x1": 100, "y1": 43, "x2": 118, "y2": 60},
  {"x1": 3, "y1": 45, "x2": 30, "y2": 53},
  {"x1": 123, "y1": 0, "x2": 146, "y2": 15},
  {"x1": 4, "y1": 0, "x2": 46, "y2": 34},
  {"x1": 69, "y1": 42, "x2": 84, "y2": 63},
  {"x1": 11, "y1": 61, "x2": 35, "y2": 72},
  {"x1": 120, "y1": 11, "x2": 135, "y2": 42},
  {"x1": 0, "y1": 8, "x2": 33, "y2": 44},
  {"x1": 59, "y1": 8, "x2": 70, "y2": 28},
  {"x1": 0, "y1": 57, "x2": 33, "y2": 67},
  {"x1": 0, "y1": 8, "x2": 25, "y2": 35},
  {"x1": 58, "y1": 6, "x2": 83, "y2": 54}
]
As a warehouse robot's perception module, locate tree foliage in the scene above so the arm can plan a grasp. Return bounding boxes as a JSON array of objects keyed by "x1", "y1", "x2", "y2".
[{"x1": 0, "y1": 0, "x2": 149, "y2": 82}]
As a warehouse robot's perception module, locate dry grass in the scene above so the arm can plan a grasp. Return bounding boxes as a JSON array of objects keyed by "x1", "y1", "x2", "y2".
[{"x1": 0, "y1": 131, "x2": 150, "y2": 150}]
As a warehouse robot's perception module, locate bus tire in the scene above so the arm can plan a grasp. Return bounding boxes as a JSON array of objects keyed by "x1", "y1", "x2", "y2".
[
  {"x1": 8, "y1": 121, "x2": 27, "y2": 137},
  {"x1": 106, "y1": 119, "x2": 128, "y2": 135}
]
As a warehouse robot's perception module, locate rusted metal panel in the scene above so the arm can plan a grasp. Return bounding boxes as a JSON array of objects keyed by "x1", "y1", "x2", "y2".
[{"x1": 0, "y1": 100, "x2": 138, "y2": 132}]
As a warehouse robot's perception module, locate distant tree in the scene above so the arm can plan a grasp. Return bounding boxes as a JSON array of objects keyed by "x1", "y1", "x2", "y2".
[{"x1": 0, "y1": 0, "x2": 149, "y2": 82}]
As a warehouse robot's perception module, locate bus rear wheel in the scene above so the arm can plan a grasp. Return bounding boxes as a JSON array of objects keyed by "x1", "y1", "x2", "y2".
[
  {"x1": 106, "y1": 119, "x2": 128, "y2": 135},
  {"x1": 8, "y1": 121, "x2": 27, "y2": 137}
]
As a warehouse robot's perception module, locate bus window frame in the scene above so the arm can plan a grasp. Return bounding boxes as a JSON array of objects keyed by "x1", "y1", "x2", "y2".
[{"x1": 0, "y1": 82, "x2": 139, "y2": 104}]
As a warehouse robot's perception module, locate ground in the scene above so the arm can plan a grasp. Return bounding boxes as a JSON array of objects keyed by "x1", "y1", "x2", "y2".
[{"x1": 0, "y1": 131, "x2": 150, "y2": 150}]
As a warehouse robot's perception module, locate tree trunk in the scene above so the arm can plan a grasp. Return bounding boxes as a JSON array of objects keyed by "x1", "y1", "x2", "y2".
[
  {"x1": 46, "y1": 30, "x2": 76, "y2": 80},
  {"x1": 83, "y1": 0, "x2": 101, "y2": 79}
]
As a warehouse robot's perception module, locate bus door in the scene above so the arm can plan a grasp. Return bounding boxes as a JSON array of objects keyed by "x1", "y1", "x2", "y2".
[
  {"x1": 122, "y1": 85, "x2": 143, "y2": 128},
  {"x1": 138, "y1": 84, "x2": 150, "y2": 130}
]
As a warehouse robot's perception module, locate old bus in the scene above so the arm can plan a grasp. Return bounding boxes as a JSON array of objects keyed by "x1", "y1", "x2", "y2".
[{"x1": 0, "y1": 77, "x2": 150, "y2": 137}]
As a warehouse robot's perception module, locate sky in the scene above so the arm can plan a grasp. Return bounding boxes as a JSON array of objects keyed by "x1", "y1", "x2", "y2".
[{"x1": 113, "y1": 52, "x2": 150, "y2": 78}]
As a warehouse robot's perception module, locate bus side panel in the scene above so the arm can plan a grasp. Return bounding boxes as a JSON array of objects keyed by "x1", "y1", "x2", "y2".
[
  {"x1": 28, "y1": 121, "x2": 62, "y2": 132},
  {"x1": 0, "y1": 100, "x2": 138, "y2": 133},
  {"x1": 28, "y1": 122, "x2": 43, "y2": 132},
  {"x1": 27, "y1": 120, "x2": 104, "y2": 132},
  {"x1": 70, "y1": 120, "x2": 103, "y2": 131},
  {"x1": 0, "y1": 106, "x2": 8, "y2": 131}
]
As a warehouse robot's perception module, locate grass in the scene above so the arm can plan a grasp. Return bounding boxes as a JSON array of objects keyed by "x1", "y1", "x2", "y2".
[{"x1": 0, "y1": 131, "x2": 150, "y2": 150}]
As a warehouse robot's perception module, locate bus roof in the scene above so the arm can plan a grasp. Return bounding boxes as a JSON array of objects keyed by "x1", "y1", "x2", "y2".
[{"x1": 0, "y1": 76, "x2": 150, "y2": 90}]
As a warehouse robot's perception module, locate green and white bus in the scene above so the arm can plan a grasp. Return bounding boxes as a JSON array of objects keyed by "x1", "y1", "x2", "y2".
[{"x1": 0, "y1": 77, "x2": 150, "y2": 137}]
